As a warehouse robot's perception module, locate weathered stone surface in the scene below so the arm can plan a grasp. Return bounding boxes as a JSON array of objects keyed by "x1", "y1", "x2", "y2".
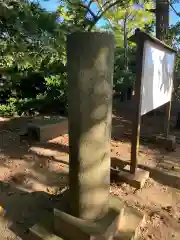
[
  {"x1": 114, "y1": 206, "x2": 146, "y2": 240},
  {"x1": 27, "y1": 117, "x2": 68, "y2": 142},
  {"x1": 54, "y1": 195, "x2": 125, "y2": 240},
  {"x1": 29, "y1": 192, "x2": 144, "y2": 240},
  {"x1": 67, "y1": 32, "x2": 115, "y2": 220},
  {"x1": 29, "y1": 212, "x2": 64, "y2": 240},
  {"x1": 30, "y1": 223, "x2": 63, "y2": 240}
]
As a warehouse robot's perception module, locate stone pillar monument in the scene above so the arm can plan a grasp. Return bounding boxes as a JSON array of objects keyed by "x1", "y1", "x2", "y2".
[
  {"x1": 30, "y1": 32, "x2": 146, "y2": 240},
  {"x1": 67, "y1": 32, "x2": 115, "y2": 220},
  {"x1": 53, "y1": 32, "x2": 126, "y2": 240}
]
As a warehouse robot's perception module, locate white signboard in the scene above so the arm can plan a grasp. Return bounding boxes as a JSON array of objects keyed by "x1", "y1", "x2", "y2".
[{"x1": 140, "y1": 40, "x2": 175, "y2": 116}]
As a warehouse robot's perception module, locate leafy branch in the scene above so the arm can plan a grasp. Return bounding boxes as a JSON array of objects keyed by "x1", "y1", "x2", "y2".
[
  {"x1": 169, "y1": 1, "x2": 180, "y2": 17},
  {"x1": 66, "y1": 0, "x2": 126, "y2": 31}
]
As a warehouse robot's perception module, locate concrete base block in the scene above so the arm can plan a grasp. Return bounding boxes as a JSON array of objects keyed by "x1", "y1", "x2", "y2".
[
  {"x1": 116, "y1": 165, "x2": 149, "y2": 189},
  {"x1": 114, "y1": 206, "x2": 146, "y2": 240},
  {"x1": 29, "y1": 212, "x2": 64, "y2": 240},
  {"x1": 30, "y1": 223, "x2": 63, "y2": 240},
  {"x1": 29, "y1": 192, "x2": 145, "y2": 240},
  {"x1": 156, "y1": 135, "x2": 176, "y2": 151},
  {"x1": 54, "y1": 195, "x2": 125, "y2": 240},
  {"x1": 27, "y1": 117, "x2": 68, "y2": 142}
]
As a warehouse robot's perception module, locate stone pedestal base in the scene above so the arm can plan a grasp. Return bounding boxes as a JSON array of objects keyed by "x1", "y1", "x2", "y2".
[
  {"x1": 54, "y1": 195, "x2": 124, "y2": 240},
  {"x1": 29, "y1": 212, "x2": 63, "y2": 240},
  {"x1": 156, "y1": 135, "x2": 176, "y2": 151},
  {"x1": 112, "y1": 165, "x2": 149, "y2": 189},
  {"x1": 29, "y1": 194, "x2": 145, "y2": 240}
]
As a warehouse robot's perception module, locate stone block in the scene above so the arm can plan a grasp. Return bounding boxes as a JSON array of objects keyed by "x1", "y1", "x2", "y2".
[
  {"x1": 156, "y1": 135, "x2": 176, "y2": 151},
  {"x1": 29, "y1": 212, "x2": 64, "y2": 240},
  {"x1": 30, "y1": 223, "x2": 63, "y2": 240},
  {"x1": 29, "y1": 195, "x2": 145, "y2": 240},
  {"x1": 114, "y1": 206, "x2": 146, "y2": 240},
  {"x1": 116, "y1": 165, "x2": 149, "y2": 189},
  {"x1": 27, "y1": 117, "x2": 68, "y2": 142},
  {"x1": 54, "y1": 195, "x2": 125, "y2": 240}
]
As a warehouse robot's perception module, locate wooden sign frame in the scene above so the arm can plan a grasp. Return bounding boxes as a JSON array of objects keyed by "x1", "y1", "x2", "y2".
[{"x1": 128, "y1": 28, "x2": 176, "y2": 174}]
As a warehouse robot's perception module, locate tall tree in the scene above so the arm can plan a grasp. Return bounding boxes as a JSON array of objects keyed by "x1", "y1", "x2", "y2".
[
  {"x1": 156, "y1": 0, "x2": 169, "y2": 40},
  {"x1": 105, "y1": 1, "x2": 154, "y2": 69},
  {"x1": 0, "y1": 0, "x2": 65, "y2": 71},
  {"x1": 59, "y1": 0, "x2": 150, "y2": 31}
]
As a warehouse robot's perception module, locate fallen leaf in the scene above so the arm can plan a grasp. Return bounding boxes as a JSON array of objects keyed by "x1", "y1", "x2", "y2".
[{"x1": 162, "y1": 205, "x2": 172, "y2": 213}]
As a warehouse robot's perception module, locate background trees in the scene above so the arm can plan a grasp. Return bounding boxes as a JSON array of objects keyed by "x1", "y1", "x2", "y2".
[{"x1": 0, "y1": 0, "x2": 179, "y2": 116}]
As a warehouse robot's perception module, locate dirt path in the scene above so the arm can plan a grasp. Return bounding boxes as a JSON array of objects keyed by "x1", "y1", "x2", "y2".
[
  {"x1": 111, "y1": 144, "x2": 180, "y2": 240},
  {"x1": 0, "y1": 111, "x2": 180, "y2": 239}
]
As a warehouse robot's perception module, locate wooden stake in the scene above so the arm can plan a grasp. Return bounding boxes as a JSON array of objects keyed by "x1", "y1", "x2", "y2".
[
  {"x1": 130, "y1": 33, "x2": 144, "y2": 174},
  {"x1": 163, "y1": 56, "x2": 176, "y2": 138},
  {"x1": 164, "y1": 101, "x2": 171, "y2": 138}
]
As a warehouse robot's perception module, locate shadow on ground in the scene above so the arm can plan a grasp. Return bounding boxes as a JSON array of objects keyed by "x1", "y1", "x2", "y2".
[
  {"x1": 0, "y1": 99, "x2": 180, "y2": 239},
  {"x1": 0, "y1": 180, "x2": 68, "y2": 240}
]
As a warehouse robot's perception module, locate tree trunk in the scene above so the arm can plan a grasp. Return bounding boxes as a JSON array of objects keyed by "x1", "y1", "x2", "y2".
[
  {"x1": 156, "y1": 1, "x2": 169, "y2": 41},
  {"x1": 124, "y1": 11, "x2": 129, "y2": 71},
  {"x1": 156, "y1": 0, "x2": 170, "y2": 136}
]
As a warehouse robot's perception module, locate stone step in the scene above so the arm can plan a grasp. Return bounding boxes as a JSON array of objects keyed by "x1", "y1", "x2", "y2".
[
  {"x1": 30, "y1": 224, "x2": 63, "y2": 240},
  {"x1": 29, "y1": 200, "x2": 145, "y2": 240},
  {"x1": 29, "y1": 212, "x2": 64, "y2": 240},
  {"x1": 54, "y1": 195, "x2": 125, "y2": 240},
  {"x1": 114, "y1": 206, "x2": 145, "y2": 240}
]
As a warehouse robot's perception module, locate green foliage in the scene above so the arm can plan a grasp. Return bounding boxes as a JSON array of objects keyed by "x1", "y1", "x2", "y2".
[
  {"x1": 103, "y1": 1, "x2": 154, "y2": 91},
  {"x1": 0, "y1": 0, "x2": 66, "y2": 72},
  {"x1": 0, "y1": 0, "x2": 179, "y2": 117},
  {"x1": 114, "y1": 70, "x2": 135, "y2": 92},
  {"x1": 16, "y1": 95, "x2": 46, "y2": 115},
  {"x1": 0, "y1": 98, "x2": 17, "y2": 116},
  {"x1": 104, "y1": 1, "x2": 154, "y2": 45},
  {"x1": 0, "y1": 0, "x2": 68, "y2": 116},
  {"x1": 44, "y1": 74, "x2": 68, "y2": 113},
  {"x1": 0, "y1": 105, "x2": 15, "y2": 116},
  {"x1": 57, "y1": 0, "x2": 91, "y2": 31},
  {"x1": 113, "y1": 47, "x2": 136, "y2": 91}
]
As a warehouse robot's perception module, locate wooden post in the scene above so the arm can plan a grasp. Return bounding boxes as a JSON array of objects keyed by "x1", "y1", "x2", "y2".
[
  {"x1": 164, "y1": 55, "x2": 176, "y2": 137},
  {"x1": 164, "y1": 101, "x2": 171, "y2": 138},
  {"x1": 130, "y1": 31, "x2": 144, "y2": 174}
]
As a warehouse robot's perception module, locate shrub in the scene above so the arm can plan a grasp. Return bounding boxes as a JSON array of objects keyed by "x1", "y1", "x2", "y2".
[
  {"x1": 44, "y1": 74, "x2": 68, "y2": 114},
  {"x1": 0, "y1": 98, "x2": 17, "y2": 116},
  {"x1": 113, "y1": 70, "x2": 135, "y2": 92}
]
